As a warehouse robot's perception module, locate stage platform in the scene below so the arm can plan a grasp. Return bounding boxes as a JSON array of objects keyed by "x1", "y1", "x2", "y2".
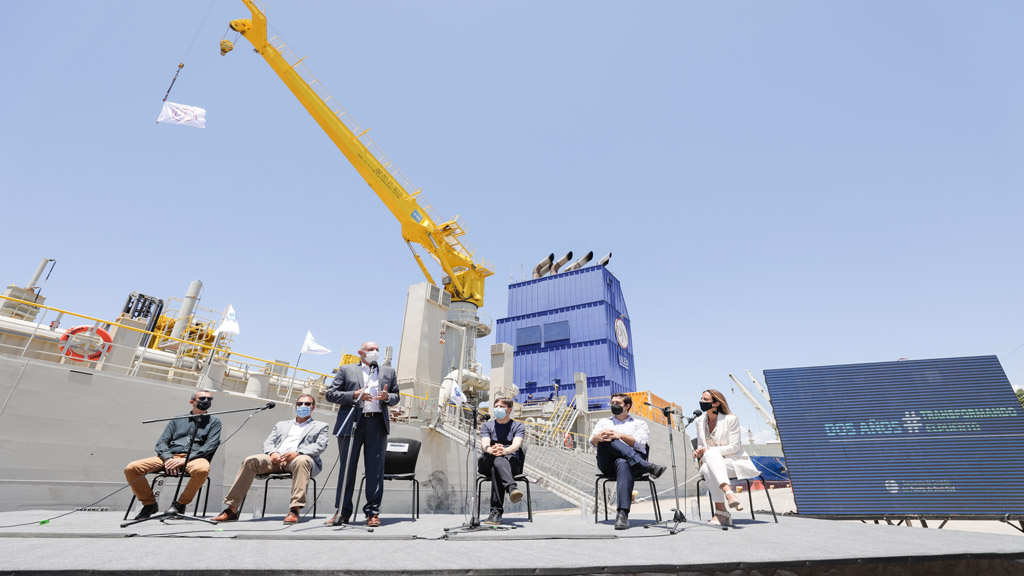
[{"x1": 1, "y1": 508, "x2": 1021, "y2": 575}]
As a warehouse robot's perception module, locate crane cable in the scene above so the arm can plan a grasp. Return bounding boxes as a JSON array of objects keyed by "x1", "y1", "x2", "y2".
[{"x1": 161, "y1": 0, "x2": 218, "y2": 102}]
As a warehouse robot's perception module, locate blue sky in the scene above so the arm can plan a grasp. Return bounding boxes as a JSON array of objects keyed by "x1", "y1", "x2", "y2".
[{"x1": 2, "y1": 1, "x2": 1021, "y2": 442}]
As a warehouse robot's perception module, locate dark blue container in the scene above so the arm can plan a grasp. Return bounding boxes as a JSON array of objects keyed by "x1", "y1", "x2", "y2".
[{"x1": 496, "y1": 266, "x2": 636, "y2": 409}]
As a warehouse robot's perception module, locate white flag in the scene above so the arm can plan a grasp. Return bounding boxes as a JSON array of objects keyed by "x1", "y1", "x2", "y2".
[
  {"x1": 301, "y1": 331, "x2": 331, "y2": 355},
  {"x1": 157, "y1": 101, "x2": 206, "y2": 128},
  {"x1": 449, "y1": 378, "x2": 466, "y2": 406},
  {"x1": 214, "y1": 304, "x2": 240, "y2": 335}
]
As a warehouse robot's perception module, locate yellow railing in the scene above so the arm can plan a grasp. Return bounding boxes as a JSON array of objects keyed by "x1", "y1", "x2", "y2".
[{"x1": 0, "y1": 295, "x2": 444, "y2": 407}]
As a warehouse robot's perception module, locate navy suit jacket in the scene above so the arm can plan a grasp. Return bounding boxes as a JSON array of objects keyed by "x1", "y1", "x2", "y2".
[{"x1": 325, "y1": 363, "x2": 400, "y2": 435}]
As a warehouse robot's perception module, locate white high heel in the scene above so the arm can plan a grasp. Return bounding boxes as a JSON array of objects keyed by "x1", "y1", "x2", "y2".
[
  {"x1": 726, "y1": 492, "x2": 744, "y2": 511},
  {"x1": 709, "y1": 509, "x2": 732, "y2": 527}
]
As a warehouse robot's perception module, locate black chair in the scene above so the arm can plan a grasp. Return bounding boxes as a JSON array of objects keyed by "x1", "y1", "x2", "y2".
[
  {"x1": 475, "y1": 445, "x2": 533, "y2": 522},
  {"x1": 355, "y1": 437, "x2": 421, "y2": 519},
  {"x1": 244, "y1": 472, "x2": 318, "y2": 518},
  {"x1": 691, "y1": 438, "x2": 778, "y2": 523},
  {"x1": 593, "y1": 472, "x2": 662, "y2": 524},
  {"x1": 123, "y1": 472, "x2": 211, "y2": 520}
]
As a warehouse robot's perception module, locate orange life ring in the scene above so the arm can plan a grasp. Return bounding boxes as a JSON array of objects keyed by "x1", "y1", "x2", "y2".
[
  {"x1": 59, "y1": 325, "x2": 113, "y2": 362},
  {"x1": 563, "y1": 432, "x2": 574, "y2": 450}
]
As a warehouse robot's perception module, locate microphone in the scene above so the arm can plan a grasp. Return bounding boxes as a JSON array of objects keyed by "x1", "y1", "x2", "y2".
[
  {"x1": 685, "y1": 409, "x2": 701, "y2": 424},
  {"x1": 369, "y1": 361, "x2": 378, "y2": 372},
  {"x1": 264, "y1": 402, "x2": 276, "y2": 410}
]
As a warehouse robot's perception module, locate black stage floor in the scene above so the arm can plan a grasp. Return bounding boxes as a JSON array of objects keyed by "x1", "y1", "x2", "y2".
[{"x1": 1, "y1": 509, "x2": 1022, "y2": 575}]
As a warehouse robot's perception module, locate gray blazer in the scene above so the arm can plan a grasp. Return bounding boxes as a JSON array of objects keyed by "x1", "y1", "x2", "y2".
[
  {"x1": 325, "y1": 363, "x2": 400, "y2": 435},
  {"x1": 262, "y1": 419, "x2": 331, "y2": 476}
]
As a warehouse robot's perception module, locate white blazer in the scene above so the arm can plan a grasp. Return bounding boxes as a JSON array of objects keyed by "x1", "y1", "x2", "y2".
[{"x1": 694, "y1": 412, "x2": 760, "y2": 480}]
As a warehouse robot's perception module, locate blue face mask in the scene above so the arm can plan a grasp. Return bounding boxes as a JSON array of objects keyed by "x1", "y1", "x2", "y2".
[
  {"x1": 296, "y1": 405, "x2": 312, "y2": 418},
  {"x1": 493, "y1": 408, "x2": 508, "y2": 420}
]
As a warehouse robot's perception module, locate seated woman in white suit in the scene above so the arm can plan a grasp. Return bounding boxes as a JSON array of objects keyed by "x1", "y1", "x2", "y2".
[{"x1": 693, "y1": 389, "x2": 760, "y2": 527}]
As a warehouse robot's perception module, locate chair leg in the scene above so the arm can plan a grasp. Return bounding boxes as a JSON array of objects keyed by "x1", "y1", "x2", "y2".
[
  {"x1": 413, "y1": 479, "x2": 420, "y2": 519},
  {"x1": 761, "y1": 475, "x2": 778, "y2": 523},
  {"x1": 354, "y1": 475, "x2": 366, "y2": 517},
  {"x1": 524, "y1": 479, "x2": 533, "y2": 522},
  {"x1": 124, "y1": 494, "x2": 136, "y2": 521},
  {"x1": 262, "y1": 477, "x2": 271, "y2": 518},
  {"x1": 594, "y1": 476, "x2": 601, "y2": 524},
  {"x1": 403, "y1": 477, "x2": 411, "y2": 518},
  {"x1": 745, "y1": 479, "x2": 755, "y2": 520},
  {"x1": 648, "y1": 479, "x2": 661, "y2": 522},
  {"x1": 311, "y1": 477, "x2": 317, "y2": 518},
  {"x1": 201, "y1": 476, "x2": 211, "y2": 517},
  {"x1": 695, "y1": 477, "x2": 704, "y2": 520},
  {"x1": 602, "y1": 479, "x2": 610, "y2": 521},
  {"x1": 476, "y1": 476, "x2": 486, "y2": 520}
]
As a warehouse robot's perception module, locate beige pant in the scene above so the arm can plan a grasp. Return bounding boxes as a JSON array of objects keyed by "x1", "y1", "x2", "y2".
[
  {"x1": 224, "y1": 454, "x2": 315, "y2": 511},
  {"x1": 124, "y1": 455, "x2": 210, "y2": 506}
]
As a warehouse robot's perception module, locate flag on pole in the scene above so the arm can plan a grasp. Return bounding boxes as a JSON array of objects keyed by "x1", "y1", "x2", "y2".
[
  {"x1": 301, "y1": 331, "x2": 332, "y2": 355},
  {"x1": 157, "y1": 101, "x2": 207, "y2": 128},
  {"x1": 449, "y1": 378, "x2": 466, "y2": 406},
  {"x1": 214, "y1": 304, "x2": 240, "y2": 335}
]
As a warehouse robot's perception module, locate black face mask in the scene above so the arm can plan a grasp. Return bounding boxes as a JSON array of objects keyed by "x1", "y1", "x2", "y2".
[
  {"x1": 195, "y1": 398, "x2": 212, "y2": 411},
  {"x1": 699, "y1": 401, "x2": 714, "y2": 413},
  {"x1": 610, "y1": 404, "x2": 625, "y2": 416}
]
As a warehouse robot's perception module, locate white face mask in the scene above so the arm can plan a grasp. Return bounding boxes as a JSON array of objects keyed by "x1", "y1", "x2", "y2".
[{"x1": 364, "y1": 350, "x2": 379, "y2": 364}]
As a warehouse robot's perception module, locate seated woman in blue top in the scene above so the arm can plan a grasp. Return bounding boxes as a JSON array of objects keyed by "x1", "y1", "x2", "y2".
[{"x1": 478, "y1": 397, "x2": 525, "y2": 525}]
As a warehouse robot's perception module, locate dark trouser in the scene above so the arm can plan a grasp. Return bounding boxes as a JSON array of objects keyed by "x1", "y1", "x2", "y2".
[
  {"x1": 478, "y1": 453, "x2": 522, "y2": 514},
  {"x1": 334, "y1": 412, "x2": 388, "y2": 517},
  {"x1": 596, "y1": 439, "x2": 649, "y2": 512}
]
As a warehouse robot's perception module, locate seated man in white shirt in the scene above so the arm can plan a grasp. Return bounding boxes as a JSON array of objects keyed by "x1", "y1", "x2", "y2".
[
  {"x1": 213, "y1": 395, "x2": 331, "y2": 524},
  {"x1": 590, "y1": 393, "x2": 666, "y2": 530}
]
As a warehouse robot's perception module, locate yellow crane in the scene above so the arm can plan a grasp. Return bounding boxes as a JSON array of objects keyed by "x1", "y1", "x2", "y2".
[{"x1": 221, "y1": 1, "x2": 493, "y2": 308}]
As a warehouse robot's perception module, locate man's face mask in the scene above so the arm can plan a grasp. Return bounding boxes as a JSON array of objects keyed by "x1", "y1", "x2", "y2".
[
  {"x1": 195, "y1": 397, "x2": 212, "y2": 411},
  {"x1": 493, "y1": 407, "x2": 508, "y2": 420},
  {"x1": 610, "y1": 403, "x2": 625, "y2": 416}
]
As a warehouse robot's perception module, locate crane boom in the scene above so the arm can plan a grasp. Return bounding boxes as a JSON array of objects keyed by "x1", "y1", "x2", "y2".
[
  {"x1": 224, "y1": 1, "x2": 492, "y2": 307},
  {"x1": 727, "y1": 373, "x2": 778, "y2": 435}
]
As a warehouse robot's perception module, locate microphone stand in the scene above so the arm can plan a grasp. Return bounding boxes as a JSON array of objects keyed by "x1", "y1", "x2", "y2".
[
  {"x1": 444, "y1": 406, "x2": 513, "y2": 536},
  {"x1": 642, "y1": 405, "x2": 725, "y2": 534},
  {"x1": 120, "y1": 403, "x2": 275, "y2": 528}
]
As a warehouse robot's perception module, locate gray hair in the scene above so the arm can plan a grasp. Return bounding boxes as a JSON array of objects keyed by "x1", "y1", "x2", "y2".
[{"x1": 190, "y1": 389, "x2": 214, "y2": 401}]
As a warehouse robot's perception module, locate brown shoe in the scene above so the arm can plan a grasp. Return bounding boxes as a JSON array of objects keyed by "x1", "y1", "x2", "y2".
[
  {"x1": 212, "y1": 508, "x2": 238, "y2": 523},
  {"x1": 283, "y1": 509, "x2": 300, "y2": 524},
  {"x1": 325, "y1": 511, "x2": 350, "y2": 525},
  {"x1": 366, "y1": 514, "x2": 381, "y2": 527}
]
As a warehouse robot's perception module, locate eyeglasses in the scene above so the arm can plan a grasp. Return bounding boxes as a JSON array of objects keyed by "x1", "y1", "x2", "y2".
[{"x1": 296, "y1": 402, "x2": 314, "y2": 406}]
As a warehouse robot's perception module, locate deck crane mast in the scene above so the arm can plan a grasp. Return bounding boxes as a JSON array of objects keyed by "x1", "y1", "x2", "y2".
[
  {"x1": 221, "y1": 1, "x2": 493, "y2": 314},
  {"x1": 727, "y1": 372, "x2": 778, "y2": 437}
]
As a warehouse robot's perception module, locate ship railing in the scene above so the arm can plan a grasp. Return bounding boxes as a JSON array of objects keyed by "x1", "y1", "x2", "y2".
[{"x1": 0, "y1": 294, "x2": 432, "y2": 415}]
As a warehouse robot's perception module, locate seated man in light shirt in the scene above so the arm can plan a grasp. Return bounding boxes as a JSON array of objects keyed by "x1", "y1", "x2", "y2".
[
  {"x1": 590, "y1": 393, "x2": 666, "y2": 530},
  {"x1": 213, "y1": 395, "x2": 331, "y2": 524}
]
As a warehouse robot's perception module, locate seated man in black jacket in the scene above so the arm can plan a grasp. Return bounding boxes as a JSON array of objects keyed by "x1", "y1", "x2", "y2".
[
  {"x1": 124, "y1": 390, "x2": 222, "y2": 519},
  {"x1": 478, "y1": 397, "x2": 526, "y2": 525}
]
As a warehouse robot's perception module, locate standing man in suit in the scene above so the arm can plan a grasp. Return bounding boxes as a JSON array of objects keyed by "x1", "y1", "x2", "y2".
[
  {"x1": 326, "y1": 341, "x2": 399, "y2": 527},
  {"x1": 212, "y1": 394, "x2": 331, "y2": 524}
]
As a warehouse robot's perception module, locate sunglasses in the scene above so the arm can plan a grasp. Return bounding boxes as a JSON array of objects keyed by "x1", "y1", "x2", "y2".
[{"x1": 296, "y1": 402, "x2": 314, "y2": 406}]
